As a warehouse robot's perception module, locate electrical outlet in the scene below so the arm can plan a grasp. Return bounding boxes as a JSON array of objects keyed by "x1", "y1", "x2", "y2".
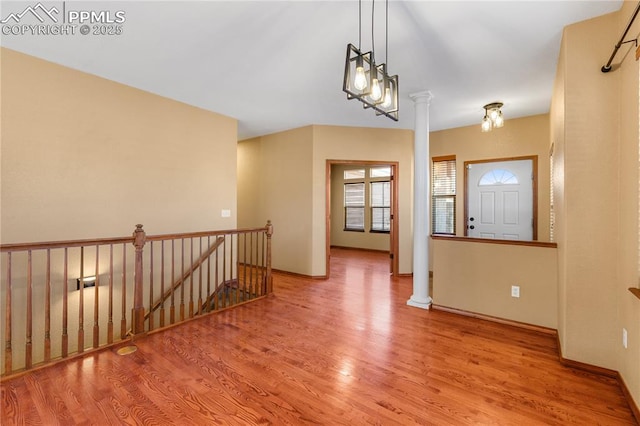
[
  {"x1": 511, "y1": 285, "x2": 520, "y2": 298},
  {"x1": 623, "y1": 328, "x2": 628, "y2": 349}
]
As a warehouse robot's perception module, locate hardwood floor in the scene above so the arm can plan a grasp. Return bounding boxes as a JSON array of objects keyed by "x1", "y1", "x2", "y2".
[{"x1": 1, "y1": 248, "x2": 636, "y2": 425}]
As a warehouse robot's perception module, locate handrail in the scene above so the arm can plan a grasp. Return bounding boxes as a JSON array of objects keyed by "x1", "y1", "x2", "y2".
[
  {"x1": 145, "y1": 226, "x2": 272, "y2": 241},
  {"x1": 0, "y1": 236, "x2": 133, "y2": 251},
  {"x1": 144, "y1": 236, "x2": 225, "y2": 320},
  {"x1": 601, "y1": 1, "x2": 640, "y2": 72},
  {"x1": 0, "y1": 226, "x2": 269, "y2": 251}
]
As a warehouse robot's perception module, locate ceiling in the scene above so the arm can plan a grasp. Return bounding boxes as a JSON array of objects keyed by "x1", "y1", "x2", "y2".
[{"x1": 0, "y1": 0, "x2": 624, "y2": 140}]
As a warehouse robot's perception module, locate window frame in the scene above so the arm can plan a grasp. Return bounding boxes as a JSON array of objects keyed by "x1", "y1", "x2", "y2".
[
  {"x1": 343, "y1": 181, "x2": 365, "y2": 232},
  {"x1": 432, "y1": 155, "x2": 457, "y2": 236},
  {"x1": 370, "y1": 180, "x2": 391, "y2": 233}
]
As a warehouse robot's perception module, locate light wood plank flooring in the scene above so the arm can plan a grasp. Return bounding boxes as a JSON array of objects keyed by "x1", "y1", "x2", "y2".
[{"x1": 1, "y1": 248, "x2": 636, "y2": 425}]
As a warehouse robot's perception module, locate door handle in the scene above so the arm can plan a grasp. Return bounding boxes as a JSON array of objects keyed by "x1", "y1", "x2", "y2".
[
  {"x1": 469, "y1": 225, "x2": 475, "y2": 230},
  {"x1": 469, "y1": 217, "x2": 475, "y2": 222}
]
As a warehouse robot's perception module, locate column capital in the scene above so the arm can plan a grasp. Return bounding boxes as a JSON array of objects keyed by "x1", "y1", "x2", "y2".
[{"x1": 409, "y1": 90, "x2": 434, "y2": 104}]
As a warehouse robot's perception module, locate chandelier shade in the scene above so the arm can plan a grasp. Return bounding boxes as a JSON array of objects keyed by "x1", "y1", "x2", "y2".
[
  {"x1": 361, "y1": 63, "x2": 399, "y2": 120},
  {"x1": 343, "y1": 44, "x2": 375, "y2": 101}
]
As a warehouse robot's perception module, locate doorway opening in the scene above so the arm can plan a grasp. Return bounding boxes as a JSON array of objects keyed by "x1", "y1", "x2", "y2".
[
  {"x1": 464, "y1": 156, "x2": 538, "y2": 241},
  {"x1": 325, "y1": 160, "x2": 399, "y2": 278}
]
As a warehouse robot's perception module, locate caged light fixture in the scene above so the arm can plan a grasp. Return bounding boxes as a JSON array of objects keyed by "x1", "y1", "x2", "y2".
[
  {"x1": 481, "y1": 102, "x2": 504, "y2": 132},
  {"x1": 342, "y1": 0, "x2": 399, "y2": 121}
]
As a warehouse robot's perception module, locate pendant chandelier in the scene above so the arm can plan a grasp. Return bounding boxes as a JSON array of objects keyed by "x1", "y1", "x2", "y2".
[{"x1": 342, "y1": 0, "x2": 399, "y2": 121}]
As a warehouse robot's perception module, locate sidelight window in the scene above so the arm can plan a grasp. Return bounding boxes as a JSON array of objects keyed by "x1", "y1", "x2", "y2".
[{"x1": 432, "y1": 156, "x2": 456, "y2": 235}]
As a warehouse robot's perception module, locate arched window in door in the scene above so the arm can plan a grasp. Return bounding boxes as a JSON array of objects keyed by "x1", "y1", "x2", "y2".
[{"x1": 478, "y1": 169, "x2": 519, "y2": 186}]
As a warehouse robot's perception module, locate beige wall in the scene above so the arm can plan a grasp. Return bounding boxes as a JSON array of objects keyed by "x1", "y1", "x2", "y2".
[
  {"x1": 237, "y1": 127, "x2": 314, "y2": 275},
  {"x1": 312, "y1": 125, "x2": 414, "y2": 276},
  {"x1": 1, "y1": 48, "x2": 239, "y2": 372},
  {"x1": 616, "y1": 1, "x2": 640, "y2": 407},
  {"x1": 552, "y1": 3, "x2": 640, "y2": 408},
  {"x1": 1, "y1": 48, "x2": 238, "y2": 243},
  {"x1": 429, "y1": 114, "x2": 559, "y2": 341},
  {"x1": 430, "y1": 114, "x2": 551, "y2": 240},
  {"x1": 429, "y1": 114, "x2": 551, "y2": 271},
  {"x1": 433, "y1": 238, "x2": 558, "y2": 329},
  {"x1": 238, "y1": 125, "x2": 413, "y2": 277},
  {"x1": 330, "y1": 163, "x2": 391, "y2": 251}
]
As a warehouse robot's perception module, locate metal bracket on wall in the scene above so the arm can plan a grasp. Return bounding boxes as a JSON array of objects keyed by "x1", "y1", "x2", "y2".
[{"x1": 601, "y1": 2, "x2": 640, "y2": 72}]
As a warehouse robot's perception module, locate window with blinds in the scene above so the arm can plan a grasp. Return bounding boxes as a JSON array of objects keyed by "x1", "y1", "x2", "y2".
[
  {"x1": 371, "y1": 181, "x2": 390, "y2": 232},
  {"x1": 432, "y1": 156, "x2": 456, "y2": 235},
  {"x1": 344, "y1": 182, "x2": 365, "y2": 231}
]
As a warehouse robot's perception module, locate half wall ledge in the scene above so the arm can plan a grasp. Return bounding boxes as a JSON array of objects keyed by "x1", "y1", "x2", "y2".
[{"x1": 431, "y1": 234, "x2": 557, "y2": 248}]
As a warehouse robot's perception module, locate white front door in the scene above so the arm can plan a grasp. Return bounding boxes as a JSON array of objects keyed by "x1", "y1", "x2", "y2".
[{"x1": 467, "y1": 159, "x2": 533, "y2": 240}]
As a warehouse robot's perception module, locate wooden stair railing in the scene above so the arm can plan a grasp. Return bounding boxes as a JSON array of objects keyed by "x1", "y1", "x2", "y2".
[
  {"x1": 142, "y1": 236, "x2": 225, "y2": 324},
  {"x1": 0, "y1": 221, "x2": 273, "y2": 377}
]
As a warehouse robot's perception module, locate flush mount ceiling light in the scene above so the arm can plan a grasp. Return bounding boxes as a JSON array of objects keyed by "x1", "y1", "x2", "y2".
[
  {"x1": 342, "y1": 0, "x2": 399, "y2": 121},
  {"x1": 481, "y1": 102, "x2": 504, "y2": 132}
]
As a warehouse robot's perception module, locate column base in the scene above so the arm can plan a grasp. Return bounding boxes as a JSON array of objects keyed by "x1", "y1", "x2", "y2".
[{"x1": 407, "y1": 296, "x2": 432, "y2": 310}]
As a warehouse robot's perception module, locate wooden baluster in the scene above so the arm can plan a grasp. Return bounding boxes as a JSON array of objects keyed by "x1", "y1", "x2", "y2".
[
  {"x1": 242, "y1": 233, "x2": 247, "y2": 301},
  {"x1": 107, "y1": 244, "x2": 113, "y2": 344},
  {"x1": 62, "y1": 248, "x2": 68, "y2": 357},
  {"x1": 93, "y1": 245, "x2": 100, "y2": 348},
  {"x1": 132, "y1": 224, "x2": 146, "y2": 336},
  {"x1": 221, "y1": 237, "x2": 226, "y2": 309},
  {"x1": 253, "y1": 231, "x2": 258, "y2": 297},
  {"x1": 249, "y1": 232, "x2": 255, "y2": 299},
  {"x1": 250, "y1": 231, "x2": 262, "y2": 298},
  {"x1": 148, "y1": 241, "x2": 154, "y2": 331},
  {"x1": 120, "y1": 244, "x2": 127, "y2": 339},
  {"x1": 170, "y1": 240, "x2": 175, "y2": 324},
  {"x1": 250, "y1": 232, "x2": 255, "y2": 297},
  {"x1": 5, "y1": 252, "x2": 12, "y2": 374},
  {"x1": 248, "y1": 232, "x2": 255, "y2": 299},
  {"x1": 26, "y1": 251, "x2": 33, "y2": 369},
  {"x1": 258, "y1": 231, "x2": 262, "y2": 296},
  {"x1": 266, "y1": 220, "x2": 273, "y2": 294},
  {"x1": 189, "y1": 238, "x2": 194, "y2": 318},
  {"x1": 197, "y1": 238, "x2": 203, "y2": 315},
  {"x1": 214, "y1": 238, "x2": 219, "y2": 310},
  {"x1": 45, "y1": 249, "x2": 51, "y2": 362},
  {"x1": 230, "y1": 234, "x2": 235, "y2": 305},
  {"x1": 160, "y1": 241, "x2": 165, "y2": 327},
  {"x1": 180, "y1": 238, "x2": 185, "y2": 321},
  {"x1": 78, "y1": 247, "x2": 84, "y2": 353},
  {"x1": 261, "y1": 230, "x2": 266, "y2": 296},
  {"x1": 205, "y1": 236, "x2": 211, "y2": 312},
  {"x1": 246, "y1": 232, "x2": 251, "y2": 301}
]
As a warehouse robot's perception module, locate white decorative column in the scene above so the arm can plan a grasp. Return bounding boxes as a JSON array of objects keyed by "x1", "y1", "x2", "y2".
[{"x1": 407, "y1": 90, "x2": 433, "y2": 310}]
